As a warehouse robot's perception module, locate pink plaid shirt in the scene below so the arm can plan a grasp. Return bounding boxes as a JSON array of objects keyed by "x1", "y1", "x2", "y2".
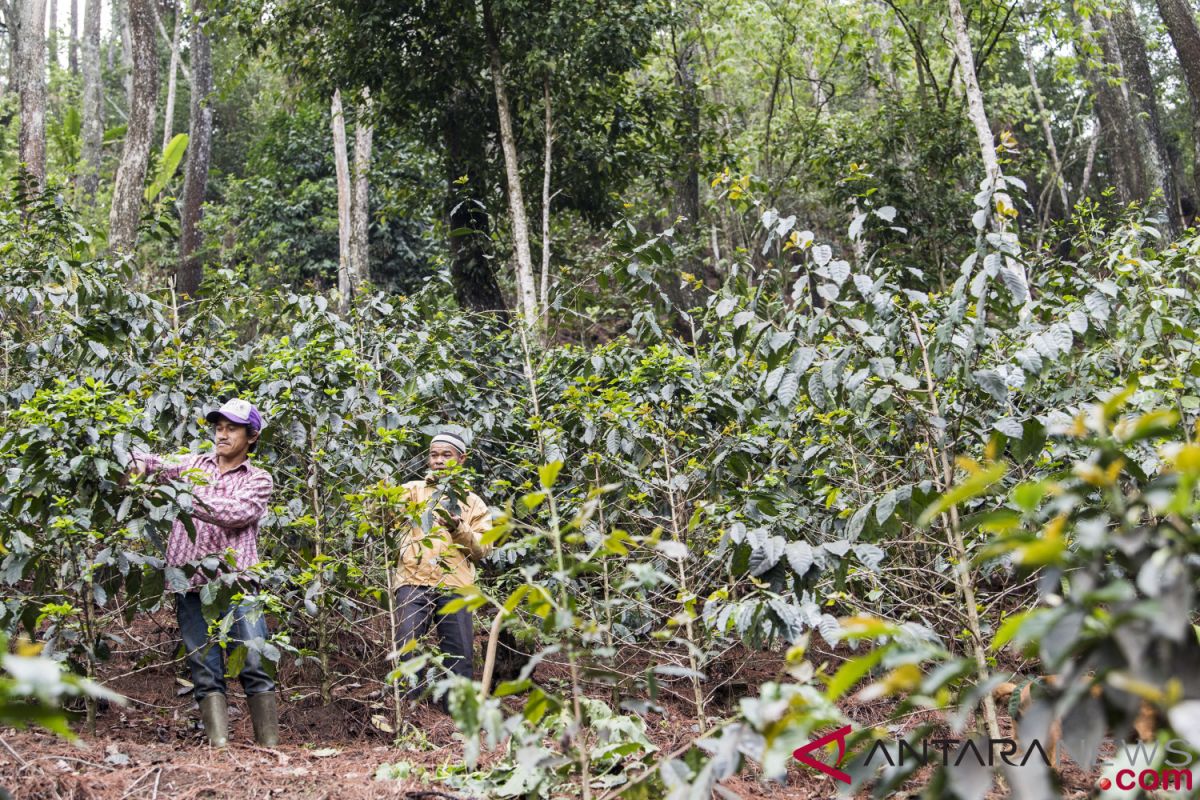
[{"x1": 135, "y1": 452, "x2": 273, "y2": 588}]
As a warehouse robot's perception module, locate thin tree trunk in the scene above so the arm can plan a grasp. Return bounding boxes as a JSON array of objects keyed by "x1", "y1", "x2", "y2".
[
  {"x1": 79, "y1": 0, "x2": 101, "y2": 201},
  {"x1": 942, "y1": 0, "x2": 1003, "y2": 744},
  {"x1": 161, "y1": 0, "x2": 183, "y2": 153},
  {"x1": 4, "y1": 9, "x2": 14, "y2": 96},
  {"x1": 176, "y1": 0, "x2": 211, "y2": 298},
  {"x1": 47, "y1": 0, "x2": 56, "y2": 66},
  {"x1": 672, "y1": 9, "x2": 702, "y2": 245},
  {"x1": 1111, "y1": 1, "x2": 1180, "y2": 232},
  {"x1": 331, "y1": 88, "x2": 353, "y2": 313},
  {"x1": 68, "y1": 0, "x2": 76, "y2": 73},
  {"x1": 947, "y1": 0, "x2": 999, "y2": 187},
  {"x1": 3, "y1": 1, "x2": 17, "y2": 96},
  {"x1": 866, "y1": 2, "x2": 900, "y2": 95},
  {"x1": 1077, "y1": 13, "x2": 1144, "y2": 205},
  {"x1": 667, "y1": 5, "x2": 710, "y2": 321},
  {"x1": 442, "y1": 89, "x2": 506, "y2": 313},
  {"x1": 350, "y1": 87, "x2": 372, "y2": 287},
  {"x1": 1155, "y1": 0, "x2": 1200, "y2": 203},
  {"x1": 1079, "y1": 119, "x2": 1100, "y2": 202},
  {"x1": 800, "y1": 42, "x2": 828, "y2": 109},
  {"x1": 1025, "y1": 41, "x2": 1069, "y2": 215},
  {"x1": 539, "y1": 75, "x2": 552, "y2": 329},
  {"x1": 108, "y1": 0, "x2": 157, "y2": 253},
  {"x1": 481, "y1": 0, "x2": 538, "y2": 323},
  {"x1": 117, "y1": 0, "x2": 132, "y2": 106},
  {"x1": 17, "y1": 0, "x2": 48, "y2": 190},
  {"x1": 153, "y1": 4, "x2": 189, "y2": 82},
  {"x1": 105, "y1": 6, "x2": 114, "y2": 72}
]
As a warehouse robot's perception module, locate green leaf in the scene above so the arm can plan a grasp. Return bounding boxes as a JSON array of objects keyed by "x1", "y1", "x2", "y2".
[
  {"x1": 918, "y1": 462, "x2": 1007, "y2": 527},
  {"x1": 224, "y1": 644, "x2": 248, "y2": 678},
  {"x1": 503, "y1": 585, "x2": 529, "y2": 613},
  {"x1": 777, "y1": 371, "x2": 800, "y2": 406},
  {"x1": 144, "y1": 133, "x2": 189, "y2": 202},
  {"x1": 1114, "y1": 410, "x2": 1178, "y2": 443},
  {"x1": 991, "y1": 610, "x2": 1038, "y2": 651},
  {"x1": 164, "y1": 567, "x2": 190, "y2": 593},
  {"x1": 826, "y1": 645, "x2": 888, "y2": 701},
  {"x1": 521, "y1": 491, "x2": 547, "y2": 510},
  {"x1": 1012, "y1": 481, "x2": 1048, "y2": 513},
  {"x1": 494, "y1": 679, "x2": 531, "y2": 697},
  {"x1": 748, "y1": 535, "x2": 785, "y2": 576},
  {"x1": 538, "y1": 461, "x2": 563, "y2": 489}
]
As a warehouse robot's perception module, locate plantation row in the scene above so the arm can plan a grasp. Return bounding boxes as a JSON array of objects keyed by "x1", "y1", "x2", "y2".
[{"x1": 3, "y1": 187, "x2": 1200, "y2": 795}]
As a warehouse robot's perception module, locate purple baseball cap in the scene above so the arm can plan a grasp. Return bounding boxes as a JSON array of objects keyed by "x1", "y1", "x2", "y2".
[{"x1": 205, "y1": 398, "x2": 265, "y2": 432}]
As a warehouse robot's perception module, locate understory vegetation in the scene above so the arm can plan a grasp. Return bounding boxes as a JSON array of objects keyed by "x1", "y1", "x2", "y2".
[{"x1": 3, "y1": 0, "x2": 1200, "y2": 797}]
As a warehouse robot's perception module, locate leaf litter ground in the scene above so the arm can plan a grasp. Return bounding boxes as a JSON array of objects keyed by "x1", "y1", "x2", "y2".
[{"x1": 0, "y1": 612, "x2": 1107, "y2": 798}]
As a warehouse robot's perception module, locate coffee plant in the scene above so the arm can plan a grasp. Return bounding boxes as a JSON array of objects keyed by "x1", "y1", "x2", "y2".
[{"x1": 2, "y1": 173, "x2": 1199, "y2": 796}]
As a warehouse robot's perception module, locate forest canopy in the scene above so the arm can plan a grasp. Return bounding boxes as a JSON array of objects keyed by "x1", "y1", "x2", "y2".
[{"x1": 2, "y1": 0, "x2": 1200, "y2": 798}]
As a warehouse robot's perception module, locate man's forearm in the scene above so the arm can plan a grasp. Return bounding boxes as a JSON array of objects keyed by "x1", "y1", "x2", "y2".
[
  {"x1": 132, "y1": 452, "x2": 183, "y2": 481},
  {"x1": 187, "y1": 479, "x2": 272, "y2": 528},
  {"x1": 452, "y1": 525, "x2": 488, "y2": 561}
]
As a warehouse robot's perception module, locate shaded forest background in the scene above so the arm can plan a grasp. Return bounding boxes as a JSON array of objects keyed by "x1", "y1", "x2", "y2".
[{"x1": 2, "y1": 0, "x2": 1200, "y2": 798}]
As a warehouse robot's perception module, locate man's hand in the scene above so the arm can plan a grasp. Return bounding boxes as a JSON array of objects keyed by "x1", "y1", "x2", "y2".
[
  {"x1": 123, "y1": 456, "x2": 146, "y2": 485},
  {"x1": 435, "y1": 506, "x2": 464, "y2": 532}
]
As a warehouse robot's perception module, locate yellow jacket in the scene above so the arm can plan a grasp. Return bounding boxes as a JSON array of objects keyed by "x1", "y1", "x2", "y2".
[{"x1": 395, "y1": 479, "x2": 492, "y2": 590}]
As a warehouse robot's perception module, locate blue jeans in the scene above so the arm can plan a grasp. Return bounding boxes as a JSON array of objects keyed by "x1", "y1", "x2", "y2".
[{"x1": 175, "y1": 592, "x2": 275, "y2": 701}]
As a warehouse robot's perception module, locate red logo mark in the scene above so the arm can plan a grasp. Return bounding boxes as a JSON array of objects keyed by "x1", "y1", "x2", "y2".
[{"x1": 793, "y1": 724, "x2": 853, "y2": 784}]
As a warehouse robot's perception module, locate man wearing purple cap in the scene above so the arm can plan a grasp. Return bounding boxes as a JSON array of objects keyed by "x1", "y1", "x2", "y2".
[{"x1": 131, "y1": 398, "x2": 278, "y2": 748}]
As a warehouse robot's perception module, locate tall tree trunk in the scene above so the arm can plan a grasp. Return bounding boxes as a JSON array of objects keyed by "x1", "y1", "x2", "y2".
[
  {"x1": 947, "y1": 0, "x2": 1000, "y2": 187},
  {"x1": 668, "y1": 3, "x2": 713, "y2": 321},
  {"x1": 161, "y1": 0, "x2": 183, "y2": 152},
  {"x1": 1111, "y1": 1, "x2": 1180, "y2": 232},
  {"x1": 481, "y1": 0, "x2": 538, "y2": 323},
  {"x1": 79, "y1": 0, "x2": 100, "y2": 200},
  {"x1": 1079, "y1": 117, "x2": 1101, "y2": 202},
  {"x1": 1025, "y1": 41, "x2": 1069, "y2": 215},
  {"x1": 673, "y1": 22, "x2": 700, "y2": 226},
  {"x1": 442, "y1": 88, "x2": 506, "y2": 313},
  {"x1": 539, "y1": 75, "x2": 552, "y2": 328},
  {"x1": 116, "y1": 0, "x2": 132, "y2": 106},
  {"x1": 941, "y1": 0, "x2": 1004, "y2": 745},
  {"x1": 331, "y1": 88, "x2": 353, "y2": 313},
  {"x1": 47, "y1": 0, "x2": 56, "y2": 66},
  {"x1": 17, "y1": 0, "x2": 47, "y2": 190},
  {"x1": 79, "y1": 0, "x2": 101, "y2": 201},
  {"x1": 5, "y1": 4, "x2": 17, "y2": 96},
  {"x1": 1155, "y1": 0, "x2": 1200, "y2": 203},
  {"x1": 1077, "y1": 12, "x2": 1145, "y2": 205},
  {"x1": 176, "y1": 0, "x2": 211, "y2": 298},
  {"x1": 67, "y1": 0, "x2": 76, "y2": 73},
  {"x1": 671, "y1": 7, "x2": 704, "y2": 281},
  {"x1": 105, "y1": 3, "x2": 114, "y2": 72},
  {"x1": 108, "y1": 0, "x2": 156, "y2": 253},
  {"x1": 350, "y1": 87, "x2": 372, "y2": 288},
  {"x1": 800, "y1": 43, "x2": 828, "y2": 109},
  {"x1": 866, "y1": 3, "x2": 900, "y2": 95}
]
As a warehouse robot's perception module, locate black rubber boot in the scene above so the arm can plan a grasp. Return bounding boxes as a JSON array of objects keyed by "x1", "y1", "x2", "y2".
[
  {"x1": 248, "y1": 692, "x2": 279, "y2": 747},
  {"x1": 199, "y1": 693, "x2": 228, "y2": 747}
]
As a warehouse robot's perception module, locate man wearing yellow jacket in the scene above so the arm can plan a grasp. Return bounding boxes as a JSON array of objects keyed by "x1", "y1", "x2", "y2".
[{"x1": 395, "y1": 430, "x2": 492, "y2": 694}]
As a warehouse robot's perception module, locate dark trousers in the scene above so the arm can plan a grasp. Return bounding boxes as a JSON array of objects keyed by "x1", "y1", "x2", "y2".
[
  {"x1": 394, "y1": 585, "x2": 474, "y2": 694},
  {"x1": 175, "y1": 592, "x2": 274, "y2": 701}
]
